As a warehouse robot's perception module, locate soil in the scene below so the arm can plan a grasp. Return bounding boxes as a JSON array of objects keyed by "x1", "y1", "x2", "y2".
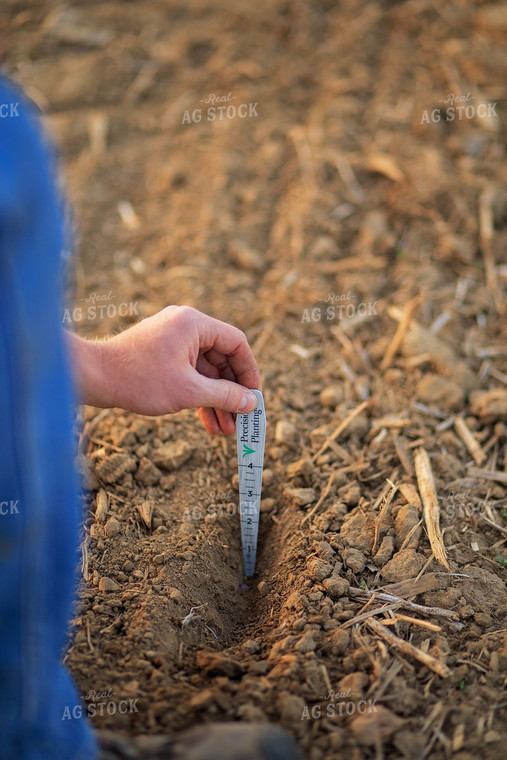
[{"x1": 2, "y1": 1, "x2": 507, "y2": 758}]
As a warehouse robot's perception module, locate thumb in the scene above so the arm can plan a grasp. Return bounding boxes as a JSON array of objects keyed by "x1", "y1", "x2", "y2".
[{"x1": 192, "y1": 375, "x2": 258, "y2": 414}]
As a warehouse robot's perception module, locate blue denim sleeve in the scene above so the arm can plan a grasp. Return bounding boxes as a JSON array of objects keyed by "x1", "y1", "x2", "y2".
[{"x1": 0, "y1": 76, "x2": 96, "y2": 760}]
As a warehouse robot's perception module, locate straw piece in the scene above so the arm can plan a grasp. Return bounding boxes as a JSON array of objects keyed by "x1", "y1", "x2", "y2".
[{"x1": 414, "y1": 448, "x2": 450, "y2": 571}]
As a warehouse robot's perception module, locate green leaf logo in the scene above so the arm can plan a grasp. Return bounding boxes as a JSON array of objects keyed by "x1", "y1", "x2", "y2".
[{"x1": 242, "y1": 444, "x2": 255, "y2": 458}]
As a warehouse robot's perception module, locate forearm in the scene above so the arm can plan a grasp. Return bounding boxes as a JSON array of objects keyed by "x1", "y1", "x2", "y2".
[{"x1": 65, "y1": 331, "x2": 116, "y2": 408}]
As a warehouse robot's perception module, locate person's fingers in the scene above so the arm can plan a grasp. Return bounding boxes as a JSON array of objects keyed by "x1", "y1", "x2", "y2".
[
  {"x1": 202, "y1": 349, "x2": 237, "y2": 383},
  {"x1": 201, "y1": 319, "x2": 261, "y2": 391},
  {"x1": 191, "y1": 373, "x2": 257, "y2": 414},
  {"x1": 196, "y1": 406, "x2": 221, "y2": 435},
  {"x1": 215, "y1": 408, "x2": 236, "y2": 436}
]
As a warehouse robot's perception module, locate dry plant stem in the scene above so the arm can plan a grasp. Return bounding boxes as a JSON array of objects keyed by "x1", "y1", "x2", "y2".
[
  {"x1": 348, "y1": 586, "x2": 460, "y2": 621},
  {"x1": 468, "y1": 467, "x2": 507, "y2": 485},
  {"x1": 381, "y1": 295, "x2": 422, "y2": 371},
  {"x1": 479, "y1": 186, "x2": 503, "y2": 314},
  {"x1": 312, "y1": 398, "x2": 373, "y2": 461},
  {"x1": 414, "y1": 447, "x2": 451, "y2": 571},
  {"x1": 454, "y1": 416, "x2": 487, "y2": 466},
  {"x1": 365, "y1": 617, "x2": 452, "y2": 678}
]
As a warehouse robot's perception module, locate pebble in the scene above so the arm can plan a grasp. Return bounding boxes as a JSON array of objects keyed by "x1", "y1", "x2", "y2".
[
  {"x1": 104, "y1": 517, "x2": 121, "y2": 536},
  {"x1": 319, "y1": 385, "x2": 344, "y2": 408},
  {"x1": 260, "y1": 498, "x2": 276, "y2": 513},
  {"x1": 338, "y1": 481, "x2": 361, "y2": 507},
  {"x1": 196, "y1": 651, "x2": 245, "y2": 678},
  {"x1": 99, "y1": 576, "x2": 120, "y2": 591},
  {"x1": 380, "y1": 548, "x2": 426, "y2": 583},
  {"x1": 152, "y1": 441, "x2": 193, "y2": 470},
  {"x1": 416, "y1": 373, "x2": 464, "y2": 410},
  {"x1": 286, "y1": 458, "x2": 314, "y2": 479},
  {"x1": 312, "y1": 540, "x2": 335, "y2": 562},
  {"x1": 373, "y1": 534, "x2": 395, "y2": 566},
  {"x1": 257, "y1": 581, "x2": 270, "y2": 597},
  {"x1": 274, "y1": 420, "x2": 296, "y2": 444},
  {"x1": 322, "y1": 577, "x2": 350, "y2": 599},
  {"x1": 395, "y1": 505, "x2": 422, "y2": 548},
  {"x1": 350, "y1": 705, "x2": 404, "y2": 746},
  {"x1": 285, "y1": 487, "x2": 316, "y2": 507},
  {"x1": 342, "y1": 547, "x2": 367, "y2": 573},
  {"x1": 295, "y1": 631, "x2": 316, "y2": 653},
  {"x1": 135, "y1": 457, "x2": 161, "y2": 486},
  {"x1": 243, "y1": 639, "x2": 261, "y2": 655},
  {"x1": 277, "y1": 693, "x2": 306, "y2": 723},
  {"x1": 262, "y1": 468, "x2": 274, "y2": 486},
  {"x1": 153, "y1": 553, "x2": 166, "y2": 565},
  {"x1": 327, "y1": 628, "x2": 350, "y2": 655},
  {"x1": 340, "y1": 509, "x2": 375, "y2": 554},
  {"x1": 307, "y1": 558, "x2": 333, "y2": 582}
]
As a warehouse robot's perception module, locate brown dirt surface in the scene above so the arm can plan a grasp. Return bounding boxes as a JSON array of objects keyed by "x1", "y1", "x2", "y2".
[{"x1": 2, "y1": 1, "x2": 507, "y2": 758}]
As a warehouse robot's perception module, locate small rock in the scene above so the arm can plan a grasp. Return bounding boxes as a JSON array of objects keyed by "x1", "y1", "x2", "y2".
[
  {"x1": 307, "y1": 558, "x2": 333, "y2": 582},
  {"x1": 319, "y1": 385, "x2": 344, "y2": 408},
  {"x1": 99, "y1": 576, "x2": 120, "y2": 592},
  {"x1": 104, "y1": 517, "x2": 121, "y2": 536},
  {"x1": 340, "y1": 509, "x2": 375, "y2": 553},
  {"x1": 196, "y1": 651, "x2": 245, "y2": 679},
  {"x1": 285, "y1": 487, "x2": 316, "y2": 507},
  {"x1": 416, "y1": 373, "x2": 464, "y2": 410},
  {"x1": 123, "y1": 560, "x2": 134, "y2": 572},
  {"x1": 168, "y1": 587, "x2": 182, "y2": 601},
  {"x1": 95, "y1": 453, "x2": 137, "y2": 484},
  {"x1": 327, "y1": 628, "x2": 350, "y2": 655},
  {"x1": 484, "y1": 730, "x2": 502, "y2": 744},
  {"x1": 135, "y1": 457, "x2": 161, "y2": 486},
  {"x1": 373, "y1": 535, "x2": 395, "y2": 566},
  {"x1": 153, "y1": 553, "x2": 165, "y2": 565},
  {"x1": 295, "y1": 631, "x2": 316, "y2": 653},
  {"x1": 262, "y1": 468, "x2": 274, "y2": 486},
  {"x1": 322, "y1": 577, "x2": 350, "y2": 599},
  {"x1": 338, "y1": 481, "x2": 361, "y2": 507},
  {"x1": 342, "y1": 547, "x2": 367, "y2": 573},
  {"x1": 274, "y1": 421, "x2": 296, "y2": 444},
  {"x1": 89, "y1": 523, "x2": 104, "y2": 539},
  {"x1": 313, "y1": 540, "x2": 335, "y2": 562},
  {"x1": 277, "y1": 692, "x2": 307, "y2": 723},
  {"x1": 260, "y1": 498, "x2": 276, "y2": 513},
  {"x1": 257, "y1": 581, "x2": 270, "y2": 597},
  {"x1": 243, "y1": 639, "x2": 261, "y2": 655},
  {"x1": 267, "y1": 636, "x2": 297, "y2": 662},
  {"x1": 350, "y1": 705, "x2": 404, "y2": 746},
  {"x1": 395, "y1": 505, "x2": 422, "y2": 549},
  {"x1": 152, "y1": 441, "x2": 193, "y2": 470},
  {"x1": 286, "y1": 457, "x2": 314, "y2": 479},
  {"x1": 236, "y1": 704, "x2": 267, "y2": 722},
  {"x1": 337, "y1": 672, "x2": 369, "y2": 697},
  {"x1": 132, "y1": 570, "x2": 144, "y2": 580},
  {"x1": 381, "y1": 548, "x2": 426, "y2": 583}
]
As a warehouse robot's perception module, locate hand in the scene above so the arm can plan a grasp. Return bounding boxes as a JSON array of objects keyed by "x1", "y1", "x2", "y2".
[{"x1": 66, "y1": 305, "x2": 261, "y2": 435}]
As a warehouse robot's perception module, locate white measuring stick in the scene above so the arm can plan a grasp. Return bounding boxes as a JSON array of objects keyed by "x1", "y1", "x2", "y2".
[{"x1": 236, "y1": 389, "x2": 265, "y2": 577}]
